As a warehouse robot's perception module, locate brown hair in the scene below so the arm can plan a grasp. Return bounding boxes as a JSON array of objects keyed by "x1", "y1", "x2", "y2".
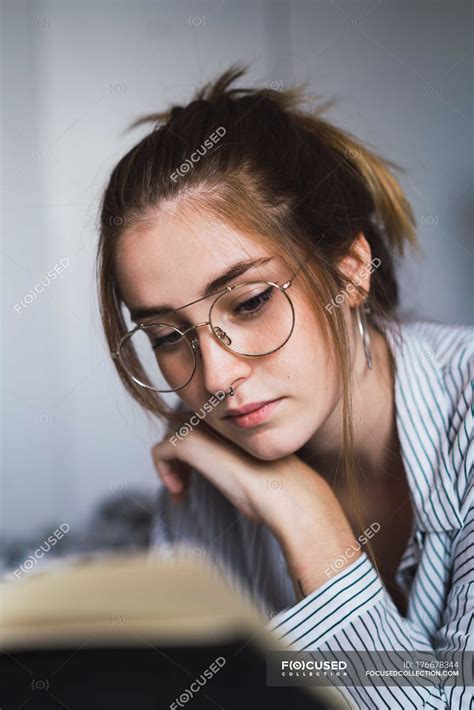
[{"x1": 96, "y1": 65, "x2": 418, "y2": 572}]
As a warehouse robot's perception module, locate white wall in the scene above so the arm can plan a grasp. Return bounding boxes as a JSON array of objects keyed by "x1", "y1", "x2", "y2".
[{"x1": 2, "y1": 0, "x2": 472, "y2": 536}]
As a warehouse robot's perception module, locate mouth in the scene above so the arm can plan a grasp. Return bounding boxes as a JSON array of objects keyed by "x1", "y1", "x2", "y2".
[{"x1": 223, "y1": 398, "x2": 284, "y2": 428}]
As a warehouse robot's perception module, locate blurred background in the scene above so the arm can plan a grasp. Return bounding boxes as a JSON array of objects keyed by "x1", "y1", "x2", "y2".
[{"x1": 2, "y1": 0, "x2": 472, "y2": 568}]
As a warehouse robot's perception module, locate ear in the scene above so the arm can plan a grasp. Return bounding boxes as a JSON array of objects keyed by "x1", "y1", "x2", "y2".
[{"x1": 336, "y1": 232, "x2": 374, "y2": 308}]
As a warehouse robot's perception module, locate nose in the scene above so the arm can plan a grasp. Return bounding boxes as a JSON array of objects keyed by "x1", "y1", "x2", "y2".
[{"x1": 191, "y1": 323, "x2": 251, "y2": 395}]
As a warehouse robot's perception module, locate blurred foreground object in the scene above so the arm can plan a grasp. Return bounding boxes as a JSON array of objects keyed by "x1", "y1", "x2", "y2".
[{"x1": 0, "y1": 551, "x2": 347, "y2": 709}]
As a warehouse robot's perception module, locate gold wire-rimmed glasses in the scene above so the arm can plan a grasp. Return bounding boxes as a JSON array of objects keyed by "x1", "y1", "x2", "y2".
[{"x1": 111, "y1": 258, "x2": 308, "y2": 393}]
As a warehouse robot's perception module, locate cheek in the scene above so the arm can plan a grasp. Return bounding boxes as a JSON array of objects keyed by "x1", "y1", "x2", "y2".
[
  {"x1": 275, "y1": 312, "x2": 332, "y2": 389},
  {"x1": 176, "y1": 380, "x2": 231, "y2": 422},
  {"x1": 176, "y1": 383, "x2": 210, "y2": 413}
]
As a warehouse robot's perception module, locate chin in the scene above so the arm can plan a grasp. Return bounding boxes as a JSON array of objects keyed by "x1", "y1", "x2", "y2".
[{"x1": 231, "y1": 427, "x2": 305, "y2": 461}]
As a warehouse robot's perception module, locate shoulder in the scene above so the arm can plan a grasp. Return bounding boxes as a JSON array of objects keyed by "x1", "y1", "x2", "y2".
[
  {"x1": 398, "y1": 319, "x2": 473, "y2": 510},
  {"x1": 401, "y1": 319, "x2": 473, "y2": 421},
  {"x1": 403, "y1": 319, "x2": 473, "y2": 369}
]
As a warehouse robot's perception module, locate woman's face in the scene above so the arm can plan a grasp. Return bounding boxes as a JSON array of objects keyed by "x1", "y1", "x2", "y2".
[{"x1": 115, "y1": 204, "x2": 356, "y2": 461}]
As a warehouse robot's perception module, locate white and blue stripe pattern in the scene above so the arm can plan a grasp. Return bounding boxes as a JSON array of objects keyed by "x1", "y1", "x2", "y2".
[{"x1": 149, "y1": 320, "x2": 473, "y2": 709}]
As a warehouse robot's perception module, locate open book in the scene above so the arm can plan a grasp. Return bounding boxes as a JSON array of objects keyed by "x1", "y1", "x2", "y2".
[{"x1": 0, "y1": 551, "x2": 348, "y2": 709}]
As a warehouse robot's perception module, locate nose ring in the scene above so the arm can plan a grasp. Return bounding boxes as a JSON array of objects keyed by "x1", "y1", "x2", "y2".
[{"x1": 227, "y1": 386, "x2": 235, "y2": 396}]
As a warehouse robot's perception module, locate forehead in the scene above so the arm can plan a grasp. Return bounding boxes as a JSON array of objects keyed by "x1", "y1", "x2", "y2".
[{"x1": 114, "y1": 205, "x2": 273, "y2": 309}]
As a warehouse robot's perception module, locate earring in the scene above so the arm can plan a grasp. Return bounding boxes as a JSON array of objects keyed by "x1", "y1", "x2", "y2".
[
  {"x1": 356, "y1": 302, "x2": 373, "y2": 370},
  {"x1": 227, "y1": 386, "x2": 235, "y2": 397}
]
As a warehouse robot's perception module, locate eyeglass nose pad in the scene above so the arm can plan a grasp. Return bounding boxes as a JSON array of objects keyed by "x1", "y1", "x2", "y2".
[
  {"x1": 191, "y1": 336, "x2": 202, "y2": 358},
  {"x1": 213, "y1": 326, "x2": 232, "y2": 346}
]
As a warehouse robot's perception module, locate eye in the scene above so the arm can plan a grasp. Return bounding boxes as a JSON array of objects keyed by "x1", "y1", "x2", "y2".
[
  {"x1": 234, "y1": 285, "x2": 274, "y2": 315},
  {"x1": 151, "y1": 330, "x2": 184, "y2": 350}
]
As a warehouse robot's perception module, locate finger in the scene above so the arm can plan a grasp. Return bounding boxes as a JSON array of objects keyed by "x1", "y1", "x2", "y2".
[
  {"x1": 151, "y1": 447, "x2": 183, "y2": 493},
  {"x1": 151, "y1": 444, "x2": 194, "y2": 497},
  {"x1": 172, "y1": 459, "x2": 193, "y2": 494}
]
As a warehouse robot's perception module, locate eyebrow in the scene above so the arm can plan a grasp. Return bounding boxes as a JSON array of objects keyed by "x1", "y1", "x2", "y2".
[{"x1": 129, "y1": 256, "x2": 273, "y2": 323}]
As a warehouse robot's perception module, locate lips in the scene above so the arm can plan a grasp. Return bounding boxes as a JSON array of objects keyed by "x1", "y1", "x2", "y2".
[
  {"x1": 223, "y1": 398, "x2": 283, "y2": 428},
  {"x1": 223, "y1": 400, "x2": 275, "y2": 417}
]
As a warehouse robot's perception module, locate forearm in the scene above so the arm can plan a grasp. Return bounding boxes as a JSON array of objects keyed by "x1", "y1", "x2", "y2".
[{"x1": 261, "y1": 460, "x2": 362, "y2": 596}]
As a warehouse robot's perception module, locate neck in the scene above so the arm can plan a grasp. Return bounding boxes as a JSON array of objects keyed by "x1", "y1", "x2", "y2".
[{"x1": 297, "y1": 325, "x2": 401, "y2": 487}]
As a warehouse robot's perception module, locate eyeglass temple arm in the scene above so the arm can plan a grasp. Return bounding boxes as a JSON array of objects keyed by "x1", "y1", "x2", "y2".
[{"x1": 280, "y1": 253, "x2": 312, "y2": 289}]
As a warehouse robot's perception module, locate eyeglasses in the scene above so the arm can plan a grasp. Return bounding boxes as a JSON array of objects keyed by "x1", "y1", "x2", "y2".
[{"x1": 111, "y1": 258, "x2": 307, "y2": 393}]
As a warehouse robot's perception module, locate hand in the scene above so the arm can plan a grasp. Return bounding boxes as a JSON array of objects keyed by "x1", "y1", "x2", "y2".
[
  {"x1": 152, "y1": 419, "x2": 292, "y2": 523},
  {"x1": 152, "y1": 418, "x2": 361, "y2": 596}
]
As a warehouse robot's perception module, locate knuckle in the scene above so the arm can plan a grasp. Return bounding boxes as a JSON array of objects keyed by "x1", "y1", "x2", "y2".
[
  {"x1": 151, "y1": 439, "x2": 167, "y2": 456},
  {"x1": 151, "y1": 444, "x2": 163, "y2": 468}
]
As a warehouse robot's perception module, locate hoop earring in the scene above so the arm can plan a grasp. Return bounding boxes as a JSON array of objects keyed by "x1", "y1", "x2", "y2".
[
  {"x1": 227, "y1": 386, "x2": 235, "y2": 397},
  {"x1": 356, "y1": 303, "x2": 373, "y2": 370}
]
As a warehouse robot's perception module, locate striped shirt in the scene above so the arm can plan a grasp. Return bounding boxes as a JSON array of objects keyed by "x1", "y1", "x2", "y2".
[{"x1": 149, "y1": 320, "x2": 473, "y2": 709}]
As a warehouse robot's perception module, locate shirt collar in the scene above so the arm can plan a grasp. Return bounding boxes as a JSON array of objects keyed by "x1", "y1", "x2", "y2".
[{"x1": 384, "y1": 321, "x2": 464, "y2": 533}]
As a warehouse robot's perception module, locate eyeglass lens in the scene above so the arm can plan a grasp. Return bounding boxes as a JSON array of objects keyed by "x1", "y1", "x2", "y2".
[{"x1": 119, "y1": 282, "x2": 294, "y2": 392}]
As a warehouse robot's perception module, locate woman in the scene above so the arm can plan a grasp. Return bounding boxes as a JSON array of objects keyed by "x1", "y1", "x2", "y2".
[{"x1": 97, "y1": 66, "x2": 473, "y2": 708}]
